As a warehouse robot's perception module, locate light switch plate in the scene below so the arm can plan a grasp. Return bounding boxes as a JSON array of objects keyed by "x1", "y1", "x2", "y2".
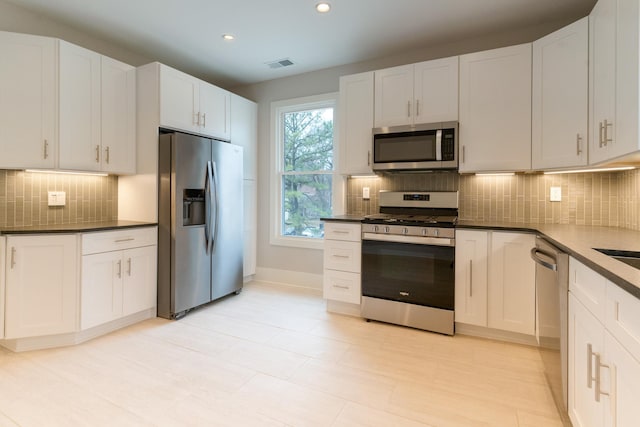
[
  {"x1": 550, "y1": 186, "x2": 562, "y2": 202},
  {"x1": 363, "y1": 187, "x2": 370, "y2": 200},
  {"x1": 47, "y1": 191, "x2": 66, "y2": 206}
]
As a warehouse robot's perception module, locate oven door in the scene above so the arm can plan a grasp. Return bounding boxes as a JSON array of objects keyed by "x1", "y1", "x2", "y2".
[{"x1": 361, "y1": 239, "x2": 455, "y2": 310}]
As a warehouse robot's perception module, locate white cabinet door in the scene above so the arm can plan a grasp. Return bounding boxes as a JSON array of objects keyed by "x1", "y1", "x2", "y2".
[
  {"x1": 374, "y1": 64, "x2": 414, "y2": 127},
  {"x1": 589, "y1": 0, "x2": 617, "y2": 164},
  {"x1": 0, "y1": 31, "x2": 56, "y2": 169},
  {"x1": 454, "y1": 229, "x2": 488, "y2": 327},
  {"x1": 569, "y1": 294, "x2": 606, "y2": 427},
  {"x1": 612, "y1": 0, "x2": 640, "y2": 161},
  {"x1": 160, "y1": 65, "x2": 200, "y2": 133},
  {"x1": 459, "y1": 44, "x2": 532, "y2": 172},
  {"x1": 0, "y1": 236, "x2": 5, "y2": 340},
  {"x1": 5, "y1": 235, "x2": 78, "y2": 339},
  {"x1": 488, "y1": 232, "x2": 536, "y2": 335},
  {"x1": 532, "y1": 17, "x2": 588, "y2": 170},
  {"x1": 101, "y1": 55, "x2": 136, "y2": 174},
  {"x1": 230, "y1": 93, "x2": 258, "y2": 180},
  {"x1": 200, "y1": 82, "x2": 231, "y2": 141},
  {"x1": 58, "y1": 40, "x2": 102, "y2": 171},
  {"x1": 323, "y1": 270, "x2": 361, "y2": 305},
  {"x1": 604, "y1": 331, "x2": 640, "y2": 427},
  {"x1": 122, "y1": 245, "x2": 157, "y2": 316},
  {"x1": 414, "y1": 56, "x2": 459, "y2": 123},
  {"x1": 338, "y1": 72, "x2": 374, "y2": 175},
  {"x1": 81, "y1": 251, "x2": 123, "y2": 330},
  {"x1": 243, "y1": 180, "x2": 257, "y2": 277}
]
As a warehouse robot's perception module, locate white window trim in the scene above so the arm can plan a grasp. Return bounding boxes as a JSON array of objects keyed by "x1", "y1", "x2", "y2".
[{"x1": 270, "y1": 92, "x2": 340, "y2": 250}]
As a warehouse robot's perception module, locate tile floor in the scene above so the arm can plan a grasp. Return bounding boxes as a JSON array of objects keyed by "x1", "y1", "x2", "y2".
[{"x1": 0, "y1": 282, "x2": 566, "y2": 426}]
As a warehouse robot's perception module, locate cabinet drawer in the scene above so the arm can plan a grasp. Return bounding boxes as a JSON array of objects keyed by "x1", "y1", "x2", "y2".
[
  {"x1": 569, "y1": 257, "x2": 607, "y2": 322},
  {"x1": 324, "y1": 222, "x2": 361, "y2": 242},
  {"x1": 606, "y1": 282, "x2": 640, "y2": 359},
  {"x1": 82, "y1": 226, "x2": 157, "y2": 255},
  {"x1": 324, "y1": 240, "x2": 361, "y2": 273},
  {"x1": 323, "y1": 270, "x2": 361, "y2": 304}
]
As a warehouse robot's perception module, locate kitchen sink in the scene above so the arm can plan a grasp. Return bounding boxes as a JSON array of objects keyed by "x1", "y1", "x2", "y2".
[{"x1": 594, "y1": 248, "x2": 640, "y2": 270}]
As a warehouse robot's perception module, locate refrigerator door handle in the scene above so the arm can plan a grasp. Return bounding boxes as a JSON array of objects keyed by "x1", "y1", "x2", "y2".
[
  {"x1": 205, "y1": 161, "x2": 214, "y2": 254},
  {"x1": 210, "y1": 161, "x2": 220, "y2": 253}
]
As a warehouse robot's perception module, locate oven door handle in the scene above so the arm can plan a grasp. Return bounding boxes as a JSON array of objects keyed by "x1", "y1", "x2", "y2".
[{"x1": 363, "y1": 233, "x2": 454, "y2": 247}]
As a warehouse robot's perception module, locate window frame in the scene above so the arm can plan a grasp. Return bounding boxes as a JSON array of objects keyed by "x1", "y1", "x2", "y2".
[{"x1": 270, "y1": 92, "x2": 339, "y2": 250}]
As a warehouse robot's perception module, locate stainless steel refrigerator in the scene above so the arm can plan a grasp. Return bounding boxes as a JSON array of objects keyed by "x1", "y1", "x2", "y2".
[{"x1": 157, "y1": 131, "x2": 243, "y2": 319}]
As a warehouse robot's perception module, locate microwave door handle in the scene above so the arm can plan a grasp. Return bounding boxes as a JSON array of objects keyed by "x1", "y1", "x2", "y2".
[{"x1": 435, "y1": 129, "x2": 442, "y2": 161}]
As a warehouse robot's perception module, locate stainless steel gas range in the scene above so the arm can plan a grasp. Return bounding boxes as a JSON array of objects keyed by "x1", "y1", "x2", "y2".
[{"x1": 361, "y1": 191, "x2": 458, "y2": 335}]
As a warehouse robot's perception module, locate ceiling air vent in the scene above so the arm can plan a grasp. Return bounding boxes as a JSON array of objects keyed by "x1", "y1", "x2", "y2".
[{"x1": 266, "y1": 58, "x2": 295, "y2": 69}]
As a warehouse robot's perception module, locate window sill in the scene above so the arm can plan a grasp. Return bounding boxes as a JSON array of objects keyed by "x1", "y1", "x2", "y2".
[{"x1": 270, "y1": 235, "x2": 324, "y2": 250}]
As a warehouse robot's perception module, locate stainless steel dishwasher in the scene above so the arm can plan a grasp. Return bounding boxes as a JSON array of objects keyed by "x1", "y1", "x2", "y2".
[{"x1": 530, "y1": 236, "x2": 570, "y2": 425}]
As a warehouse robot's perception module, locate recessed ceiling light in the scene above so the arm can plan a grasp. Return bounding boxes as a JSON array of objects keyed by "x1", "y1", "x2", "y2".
[
  {"x1": 316, "y1": 2, "x2": 331, "y2": 13},
  {"x1": 222, "y1": 34, "x2": 235, "y2": 41}
]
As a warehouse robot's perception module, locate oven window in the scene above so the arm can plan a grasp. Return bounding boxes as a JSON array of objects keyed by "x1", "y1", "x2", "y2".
[
  {"x1": 361, "y1": 240, "x2": 454, "y2": 310},
  {"x1": 374, "y1": 130, "x2": 437, "y2": 163}
]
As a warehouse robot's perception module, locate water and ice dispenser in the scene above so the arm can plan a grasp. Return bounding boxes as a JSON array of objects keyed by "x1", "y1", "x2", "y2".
[{"x1": 183, "y1": 189, "x2": 205, "y2": 226}]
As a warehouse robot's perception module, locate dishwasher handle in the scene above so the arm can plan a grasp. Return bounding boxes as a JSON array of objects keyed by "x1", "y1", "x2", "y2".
[{"x1": 530, "y1": 247, "x2": 558, "y2": 271}]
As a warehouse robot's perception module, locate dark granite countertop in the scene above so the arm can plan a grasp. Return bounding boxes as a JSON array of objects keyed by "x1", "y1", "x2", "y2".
[
  {"x1": 0, "y1": 220, "x2": 157, "y2": 235},
  {"x1": 321, "y1": 215, "x2": 365, "y2": 223}
]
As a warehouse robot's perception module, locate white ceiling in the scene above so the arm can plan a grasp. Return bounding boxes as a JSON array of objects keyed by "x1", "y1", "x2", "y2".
[{"x1": 8, "y1": 0, "x2": 596, "y2": 87}]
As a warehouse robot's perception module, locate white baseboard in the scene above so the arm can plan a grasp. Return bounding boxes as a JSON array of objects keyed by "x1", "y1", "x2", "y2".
[{"x1": 255, "y1": 267, "x2": 322, "y2": 290}]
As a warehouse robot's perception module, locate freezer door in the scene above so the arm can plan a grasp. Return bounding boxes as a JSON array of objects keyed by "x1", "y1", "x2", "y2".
[
  {"x1": 210, "y1": 140, "x2": 244, "y2": 300},
  {"x1": 158, "y1": 133, "x2": 212, "y2": 318}
]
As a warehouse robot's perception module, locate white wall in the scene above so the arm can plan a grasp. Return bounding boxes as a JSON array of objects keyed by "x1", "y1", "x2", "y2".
[
  {"x1": 233, "y1": 17, "x2": 580, "y2": 285},
  {"x1": 0, "y1": 0, "x2": 151, "y2": 66}
]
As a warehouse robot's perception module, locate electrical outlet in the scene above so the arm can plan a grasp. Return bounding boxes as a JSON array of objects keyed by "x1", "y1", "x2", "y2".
[
  {"x1": 363, "y1": 187, "x2": 370, "y2": 200},
  {"x1": 47, "y1": 191, "x2": 66, "y2": 206},
  {"x1": 550, "y1": 186, "x2": 562, "y2": 202}
]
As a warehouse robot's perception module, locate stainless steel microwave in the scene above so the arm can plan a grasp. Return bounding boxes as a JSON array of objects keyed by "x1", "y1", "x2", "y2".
[{"x1": 372, "y1": 121, "x2": 458, "y2": 172}]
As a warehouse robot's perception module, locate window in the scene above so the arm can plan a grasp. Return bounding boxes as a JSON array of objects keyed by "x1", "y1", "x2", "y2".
[{"x1": 271, "y1": 93, "x2": 338, "y2": 249}]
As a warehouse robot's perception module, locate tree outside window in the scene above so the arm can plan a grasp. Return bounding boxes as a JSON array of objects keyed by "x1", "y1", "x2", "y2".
[{"x1": 281, "y1": 107, "x2": 333, "y2": 238}]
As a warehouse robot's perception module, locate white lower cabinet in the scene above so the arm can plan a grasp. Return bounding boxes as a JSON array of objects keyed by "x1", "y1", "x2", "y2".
[
  {"x1": 568, "y1": 257, "x2": 640, "y2": 427},
  {"x1": 81, "y1": 227, "x2": 157, "y2": 330},
  {"x1": 455, "y1": 229, "x2": 536, "y2": 336},
  {"x1": 323, "y1": 222, "x2": 361, "y2": 305},
  {"x1": 4, "y1": 234, "x2": 78, "y2": 339}
]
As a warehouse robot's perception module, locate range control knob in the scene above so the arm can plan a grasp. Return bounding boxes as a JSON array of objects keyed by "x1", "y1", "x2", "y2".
[
  {"x1": 373, "y1": 225, "x2": 379, "y2": 233},
  {"x1": 433, "y1": 229, "x2": 440, "y2": 237},
  {"x1": 421, "y1": 228, "x2": 428, "y2": 236},
  {"x1": 384, "y1": 226, "x2": 390, "y2": 233},
  {"x1": 403, "y1": 228, "x2": 409, "y2": 235}
]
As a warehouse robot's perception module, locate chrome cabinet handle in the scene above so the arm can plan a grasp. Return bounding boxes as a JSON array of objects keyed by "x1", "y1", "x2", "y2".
[
  {"x1": 604, "y1": 119, "x2": 613, "y2": 146},
  {"x1": 43, "y1": 139, "x2": 49, "y2": 159},
  {"x1": 367, "y1": 150, "x2": 371, "y2": 166},
  {"x1": 599, "y1": 122, "x2": 604, "y2": 147},
  {"x1": 117, "y1": 260, "x2": 122, "y2": 278},
  {"x1": 127, "y1": 258, "x2": 132, "y2": 276},
  {"x1": 407, "y1": 101, "x2": 411, "y2": 117},
  {"x1": 332, "y1": 254, "x2": 350, "y2": 258},
  {"x1": 332, "y1": 230, "x2": 349, "y2": 234},
  {"x1": 195, "y1": 111, "x2": 201, "y2": 126},
  {"x1": 105, "y1": 146, "x2": 110, "y2": 164},
  {"x1": 588, "y1": 343, "x2": 595, "y2": 389},
  {"x1": 416, "y1": 99, "x2": 420, "y2": 117},
  {"x1": 462, "y1": 146, "x2": 466, "y2": 163},
  {"x1": 115, "y1": 238, "x2": 135, "y2": 243},
  {"x1": 577, "y1": 134, "x2": 583, "y2": 155},
  {"x1": 333, "y1": 285, "x2": 349, "y2": 290},
  {"x1": 95, "y1": 145, "x2": 100, "y2": 163},
  {"x1": 594, "y1": 352, "x2": 610, "y2": 402},
  {"x1": 10, "y1": 247, "x2": 16, "y2": 269},
  {"x1": 202, "y1": 113, "x2": 207, "y2": 127}
]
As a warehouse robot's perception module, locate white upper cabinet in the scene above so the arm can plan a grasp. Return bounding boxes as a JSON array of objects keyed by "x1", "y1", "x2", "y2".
[
  {"x1": 100, "y1": 56, "x2": 136, "y2": 174},
  {"x1": 230, "y1": 93, "x2": 258, "y2": 180},
  {"x1": 58, "y1": 41, "x2": 136, "y2": 174},
  {"x1": 590, "y1": 0, "x2": 640, "y2": 164},
  {"x1": 338, "y1": 71, "x2": 374, "y2": 175},
  {"x1": 459, "y1": 44, "x2": 532, "y2": 173},
  {"x1": 58, "y1": 40, "x2": 101, "y2": 171},
  {"x1": 532, "y1": 18, "x2": 589, "y2": 170},
  {"x1": 374, "y1": 56, "x2": 458, "y2": 128},
  {"x1": 160, "y1": 64, "x2": 231, "y2": 140},
  {"x1": 0, "y1": 31, "x2": 57, "y2": 169}
]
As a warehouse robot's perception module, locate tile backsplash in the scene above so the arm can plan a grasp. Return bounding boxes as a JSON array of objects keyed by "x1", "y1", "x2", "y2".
[
  {"x1": 346, "y1": 169, "x2": 640, "y2": 231},
  {"x1": 0, "y1": 170, "x2": 118, "y2": 228}
]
